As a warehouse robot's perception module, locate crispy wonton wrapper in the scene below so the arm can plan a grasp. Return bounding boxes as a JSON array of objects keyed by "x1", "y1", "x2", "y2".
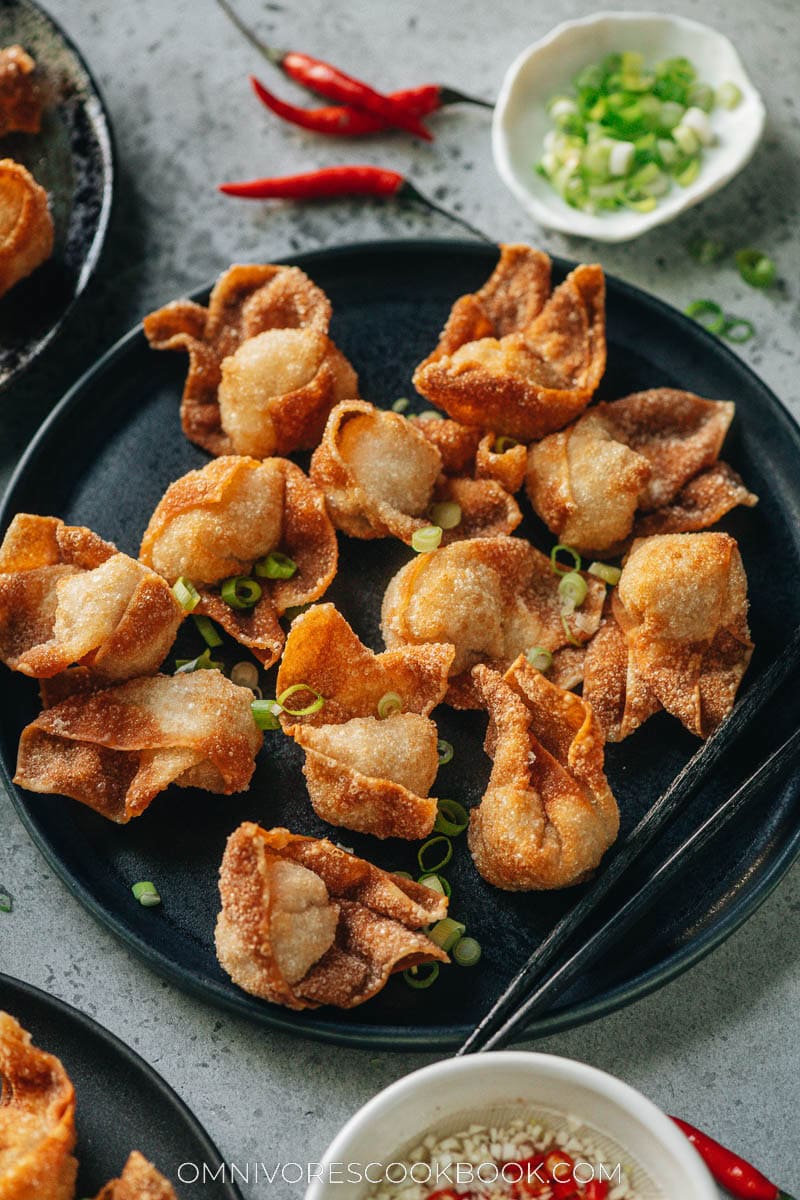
[
  {"x1": 0, "y1": 514, "x2": 183, "y2": 684},
  {"x1": 93, "y1": 1152, "x2": 177, "y2": 1200},
  {"x1": 0, "y1": 1011, "x2": 78, "y2": 1200},
  {"x1": 143, "y1": 263, "x2": 357, "y2": 456},
  {"x1": 411, "y1": 415, "x2": 528, "y2": 494},
  {"x1": 0, "y1": 158, "x2": 54, "y2": 299},
  {"x1": 0, "y1": 46, "x2": 43, "y2": 134},
  {"x1": 310, "y1": 400, "x2": 521, "y2": 543},
  {"x1": 381, "y1": 536, "x2": 605, "y2": 708},
  {"x1": 413, "y1": 245, "x2": 606, "y2": 441},
  {"x1": 215, "y1": 822, "x2": 449, "y2": 1011},
  {"x1": 140, "y1": 455, "x2": 337, "y2": 666},
  {"x1": 526, "y1": 389, "x2": 757, "y2": 555},
  {"x1": 276, "y1": 603, "x2": 453, "y2": 838},
  {"x1": 14, "y1": 670, "x2": 263, "y2": 822},
  {"x1": 584, "y1": 532, "x2": 753, "y2": 740},
  {"x1": 467, "y1": 659, "x2": 619, "y2": 890}
]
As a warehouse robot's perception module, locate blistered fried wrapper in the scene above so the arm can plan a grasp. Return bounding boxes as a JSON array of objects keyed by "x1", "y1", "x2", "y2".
[
  {"x1": 276, "y1": 604, "x2": 453, "y2": 838},
  {"x1": 0, "y1": 46, "x2": 43, "y2": 134},
  {"x1": 526, "y1": 388, "x2": 757, "y2": 555},
  {"x1": 409, "y1": 415, "x2": 529, "y2": 495},
  {"x1": 467, "y1": 658, "x2": 619, "y2": 891},
  {"x1": 0, "y1": 1011, "x2": 78, "y2": 1200},
  {"x1": 143, "y1": 263, "x2": 358, "y2": 457},
  {"x1": 0, "y1": 158, "x2": 54, "y2": 300},
  {"x1": 381, "y1": 536, "x2": 605, "y2": 707},
  {"x1": 413, "y1": 245, "x2": 606, "y2": 442},
  {"x1": 310, "y1": 399, "x2": 521, "y2": 543},
  {"x1": 92, "y1": 1151, "x2": 178, "y2": 1200},
  {"x1": 0, "y1": 515, "x2": 183, "y2": 683},
  {"x1": 215, "y1": 822, "x2": 449, "y2": 1011},
  {"x1": 14, "y1": 671, "x2": 263, "y2": 822},
  {"x1": 140, "y1": 455, "x2": 337, "y2": 666},
  {"x1": 583, "y1": 532, "x2": 753, "y2": 740}
]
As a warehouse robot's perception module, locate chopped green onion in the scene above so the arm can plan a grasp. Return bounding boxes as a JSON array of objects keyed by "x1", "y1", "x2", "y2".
[
  {"x1": 418, "y1": 410, "x2": 444, "y2": 421},
  {"x1": 220, "y1": 575, "x2": 262, "y2": 610},
  {"x1": 588, "y1": 561, "x2": 622, "y2": 586},
  {"x1": 231, "y1": 661, "x2": 259, "y2": 690},
  {"x1": 418, "y1": 835, "x2": 453, "y2": 873},
  {"x1": 735, "y1": 248, "x2": 776, "y2": 289},
  {"x1": 172, "y1": 576, "x2": 200, "y2": 613},
  {"x1": 558, "y1": 570, "x2": 589, "y2": 609},
  {"x1": 411, "y1": 525, "x2": 443, "y2": 554},
  {"x1": 525, "y1": 646, "x2": 553, "y2": 672},
  {"x1": 251, "y1": 699, "x2": 282, "y2": 730},
  {"x1": 175, "y1": 647, "x2": 223, "y2": 673},
  {"x1": 0, "y1": 889, "x2": 12, "y2": 913},
  {"x1": 255, "y1": 551, "x2": 297, "y2": 580},
  {"x1": 192, "y1": 614, "x2": 222, "y2": 647},
  {"x1": 550, "y1": 543, "x2": 581, "y2": 576},
  {"x1": 403, "y1": 962, "x2": 440, "y2": 989},
  {"x1": 721, "y1": 317, "x2": 756, "y2": 344},
  {"x1": 561, "y1": 613, "x2": 580, "y2": 647},
  {"x1": 685, "y1": 298, "x2": 726, "y2": 334},
  {"x1": 453, "y1": 936, "x2": 482, "y2": 967},
  {"x1": 437, "y1": 739, "x2": 454, "y2": 765},
  {"x1": 132, "y1": 881, "x2": 161, "y2": 907},
  {"x1": 675, "y1": 158, "x2": 700, "y2": 186},
  {"x1": 687, "y1": 236, "x2": 725, "y2": 264},
  {"x1": 715, "y1": 81, "x2": 742, "y2": 109},
  {"x1": 284, "y1": 603, "x2": 312, "y2": 622},
  {"x1": 377, "y1": 691, "x2": 403, "y2": 719},
  {"x1": 429, "y1": 502, "x2": 462, "y2": 530},
  {"x1": 277, "y1": 683, "x2": 325, "y2": 717},
  {"x1": 418, "y1": 873, "x2": 451, "y2": 898},
  {"x1": 392, "y1": 397, "x2": 410, "y2": 413},
  {"x1": 494, "y1": 435, "x2": 520, "y2": 454},
  {"x1": 433, "y1": 799, "x2": 468, "y2": 837},
  {"x1": 428, "y1": 918, "x2": 466, "y2": 952}
]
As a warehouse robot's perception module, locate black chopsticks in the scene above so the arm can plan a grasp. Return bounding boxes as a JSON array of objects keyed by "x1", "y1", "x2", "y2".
[{"x1": 458, "y1": 627, "x2": 800, "y2": 1055}]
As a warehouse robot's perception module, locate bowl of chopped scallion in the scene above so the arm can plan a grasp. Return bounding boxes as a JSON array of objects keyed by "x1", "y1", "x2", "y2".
[{"x1": 492, "y1": 11, "x2": 765, "y2": 241}]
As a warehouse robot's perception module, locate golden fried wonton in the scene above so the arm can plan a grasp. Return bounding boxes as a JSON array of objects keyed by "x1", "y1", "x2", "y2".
[
  {"x1": 526, "y1": 389, "x2": 757, "y2": 555},
  {"x1": 381, "y1": 536, "x2": 605, "y2": 707},
  {"x1": 467, "y1": 659, "x2": 619, "y2": 890},
  {"x1": 411, "y1": 415, "x2": 528, "y2": 494},
  {"x1": 0, "y1": 159, "x2": 54, "y2": 299},
  {"x1": 0, "y1": 514, "x2": 183, "y2": 682},
  {"x1": 583, "y1": 532, "x2": 753, "y2": 740},
  {"x1": 143, "y1": 263, "x2": 358, "y2": 456},
  {"x1": 215, "y1": 822, "x2": 449, "y2": 1011},
  {"x1": 0, "y1": 1011, "x2": 78, "y2": 1200},
  {"x1": 14, "y1": 670, "x2": 262, "y2": 822},
  {"x1": 310, "y1": 400, "x2": 521, "y2": 544},
  {"x1": 93, "y1": 1152, "x2": 178, "y2": 1200},
  {"x1": 0, "y1": 47, "x2": 43, "y2": 135},
  {"x1": 276, "y1": 604, "x2": 453, "y2": 838},
  {"x1": 140, "y1": 455, "x2": 337, "y2": 665},
  {"x1": 413, "y1": 245, "x2": 606, "y2": 441}
]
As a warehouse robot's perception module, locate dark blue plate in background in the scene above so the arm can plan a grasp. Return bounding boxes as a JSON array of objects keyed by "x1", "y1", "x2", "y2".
[{"x1": 1, "y1": 240, "x2": 798, "y2": 1049}]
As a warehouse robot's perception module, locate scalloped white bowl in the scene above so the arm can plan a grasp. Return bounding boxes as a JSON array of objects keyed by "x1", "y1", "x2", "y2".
[{"x1": 492, "y1": 11, "x2": 766, "y2": 242}]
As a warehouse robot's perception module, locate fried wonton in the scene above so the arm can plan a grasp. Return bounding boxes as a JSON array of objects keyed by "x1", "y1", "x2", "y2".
[
  {"x1": 0, "y1": 159, "x2": 54, "y2": 299},
  {"x1": 14, "y1": 670, "x2": 262, "y2": 821},
  {"x1": 412, "y1": 415, "x2": 528, "y2": 494},
  {"x1": 0, "y1": 514, "x2": 183, "y2": 683},
  {"x1": 143, "y1": 263, "x2": 357, "y2": 456},
  {"x1": 140, "y1": 455, "x2": 337, "y2": 665},
  {"x1": 526, "y1": 389, "x2": 757, "y2": 555},
  {"x1": 310, "y1": 400, "x2": 521, "y2": 544},
  {"x1": 0, "y1": 1012, "x2": 78, "y2": 1200},
  {"x1": 93, "y1": 1152, "x2": 178, "y2": 1200},
  {"x1": 276, "y1": 603, "x2": 453, "y2": 838},
  {"x1": 467, "y1": 660, "x2": 619, "y2": 890},
  {"x1": 381, "y1": 536, "x2": 605, "y2": 707},
  {"x1": 0, "y1": 46, "x2": 43, "y2": 135},
  {"x1": 583, "y1": 532, "x2": 753, "y2": 740},
  {"x1": 215, "y1": 822, "x2": 449, "y2": 1010},
  {"x1": 413, "y1": 245, "x2": 606, "y2": 441}
]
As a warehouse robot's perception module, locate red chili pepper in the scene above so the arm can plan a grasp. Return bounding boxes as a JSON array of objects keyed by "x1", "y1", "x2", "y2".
[
  {"x1": 427, "y1": 1191, "x2": 469, "y2": 1200},
  {"x1": 507, "y1": 1153, "x2": 549, "y2": 1197},
  {"x1": 582, "y1": 1183, "x2": 609, "y2": 1200},
  {"x1": 671, "y1": 1118, "x2": 796, "y2": 1200}
]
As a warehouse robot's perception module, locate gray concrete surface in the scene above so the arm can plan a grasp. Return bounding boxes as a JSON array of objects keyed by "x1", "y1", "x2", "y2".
[{"x1": 1, "y1": 0, "x2": 799, "y2": 1194}]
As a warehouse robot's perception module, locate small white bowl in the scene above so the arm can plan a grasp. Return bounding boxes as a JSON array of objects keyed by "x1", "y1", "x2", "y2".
[
  {"x1": 306, "y1": 1052, "x2": 717, "y2": 1199},
  {"x1": 492, "y1": 11, "x2": 766, "y2": 242}
]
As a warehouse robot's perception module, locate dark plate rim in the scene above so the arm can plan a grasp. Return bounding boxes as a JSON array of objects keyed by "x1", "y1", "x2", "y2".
[
  {"x1": 0, "y1": 970, "x2": 243, "y2": 1197},
  {"x1": 2, "y1": 238, "x2": 799, "y2": 1050},
  {"x1": 0, "y1": 0, "x2": 117, "y2": 392}
]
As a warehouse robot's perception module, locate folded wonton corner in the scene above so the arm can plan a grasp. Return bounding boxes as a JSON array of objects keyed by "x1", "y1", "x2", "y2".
[
  {"x1": 411, "y1": 414, "x2": 529, "y2": 495},
  {"x1": 0, "y1": 157, "x2": 54, "y2": 299},
  {"x1": 467, "y1": 658, "x2": 619, "y2": 890},
  {"x1": 413, "y1": 244, "x2": 606, "y2": 441},
  {"x1": 275, "y1": 603, "x2": 454, "y2": 838},
  {"x1": 143, "y1": 263, "x2": 357, "y2": 457},
  {"x1": 215, "y1": 822, "x2": 449, "y2": 1010},
  {"x1": 93, "y1": 1151, "x2": 178, "y2": 1200}
]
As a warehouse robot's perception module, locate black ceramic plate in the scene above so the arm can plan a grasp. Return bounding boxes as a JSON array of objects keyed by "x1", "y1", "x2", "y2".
[
  {"x1": 0, "y1": 972, "x2": 241, "y2": 1197},
  {"x1": 2, "y1": 241, "x2": 799, "y2": 1050},
  {"x1": 0, "y1": 0, "x2": 113, "y2": 388}
]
